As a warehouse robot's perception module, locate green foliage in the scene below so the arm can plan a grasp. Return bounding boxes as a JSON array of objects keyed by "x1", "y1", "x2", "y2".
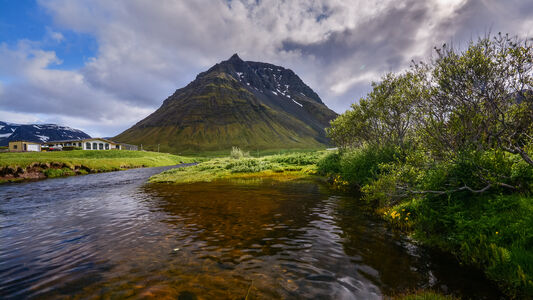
[
  {"x1": 44, "y1": 168, "x2": 75, "y2": 178},
  {"x1": 150, "y1": 151, "x2": 325, "y2": 183},
  {"x1": 269, "y1": 151, "x2": 323, "y2": 165},
  {"x1": 395, "y1": 291, "x2": 456, "y2": 300},
  {"x1": 61, "y1": 146, "x2": 82, "y2": 151},
  {"x1": 230, "y1": 146, "x2": 249, "y2": 159},
  {"x1": 327, "y1": 72, "x2": 422, "y2": 149},
  {"x1": 0, "y1": 150, "x2": 195, "y2": 172},
  {"x1": 409, "y1": 193, "x2": 533, "y2": 297},
  {"x1": 340, "y1": 145, "x2": 401, "y2": 187},
  {"x1": 225, "y1": 158, "x2": 272, "y2": 173},
  {"x1": 317, "y1": 146, "x2": 401, "y2": 187},
  {"x1": 317, "y1": 151, "x2": 341, "y2": 175},
  {"x1": 324, "y1": 33, "x2": 533, "y2": 297}
]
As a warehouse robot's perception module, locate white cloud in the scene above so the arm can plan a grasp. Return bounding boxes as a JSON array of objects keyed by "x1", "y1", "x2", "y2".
[
  {"x1": 0, "y1": 42, "x2": 154, "y2": 136},
  {"x1": 46, "y1": 28, "x2": 64, "y2": 43}
]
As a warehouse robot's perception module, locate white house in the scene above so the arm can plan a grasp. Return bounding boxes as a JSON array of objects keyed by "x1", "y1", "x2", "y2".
[{"x1": 44, "y1": 138, "x2": 122, "y2": 150}]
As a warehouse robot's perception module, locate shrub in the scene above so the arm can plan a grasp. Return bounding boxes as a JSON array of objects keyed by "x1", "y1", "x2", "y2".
[
  {"x1": 44, "y1": 168, "x2": 75, "y2": 178},
  {"x1": 225, "y1": 158, "x2": 273, "y2": 173},
  {"x1": 270, "y1": 152, "x2": 322, "y2": 166},
  {"x1": 230, "y1": 146, "x2": 249, "y2": 159},
  {"x1": 317, "y1": 151, "x2": 341, "y2": 175},
  {"x1": 339, "y1": 145, "x2": 400, "y2": 188},
  {"x1": 62, "y1": 146, "x2": 82, "y2": 151}
]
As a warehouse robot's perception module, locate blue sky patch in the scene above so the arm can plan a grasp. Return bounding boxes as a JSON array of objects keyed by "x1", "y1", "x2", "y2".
[{"x1": 0, "y1": 0, "x2": 97, "y2": 70}]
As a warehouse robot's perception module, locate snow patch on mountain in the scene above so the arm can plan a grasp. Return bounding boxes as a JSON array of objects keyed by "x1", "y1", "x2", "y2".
[
  {"x1": 36, "y1": 135, "x2": 50, "y2": 142},
  {"x1": 292, "y1": 99, "x2": 303, "y2": 107}
]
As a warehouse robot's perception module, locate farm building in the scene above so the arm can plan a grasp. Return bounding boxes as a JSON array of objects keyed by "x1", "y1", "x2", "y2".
[
  {"x1": 43, "y1": 138, "x2": 138, "y2": 151},
  {"x1": 8, "y1": 141, "x2": 42, "y2": 152},
  {"x1": 44, "y1": 138, "x2": 120, "y2": 150}
]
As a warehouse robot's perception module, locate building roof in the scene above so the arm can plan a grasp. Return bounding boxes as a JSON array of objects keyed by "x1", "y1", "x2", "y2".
[
  {"x1": 45, "y1": 138, "x2": 118, "y2": 144},
  {"x1": 9, "y1": 140, "x2": 42, "y2": 144}
]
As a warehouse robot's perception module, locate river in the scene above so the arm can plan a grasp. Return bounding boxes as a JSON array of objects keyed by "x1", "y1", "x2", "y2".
[{"x1": 0, "y1": 165, "x2": 503, "y2": 299}]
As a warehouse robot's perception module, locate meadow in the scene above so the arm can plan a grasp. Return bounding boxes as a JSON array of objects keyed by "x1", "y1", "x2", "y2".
[
  {"x1": 149, "y1": 147, "x2": 325, "y2": 183},
  {"x1": 0, "y1": 150, "x2": 196, "y2": 180}
]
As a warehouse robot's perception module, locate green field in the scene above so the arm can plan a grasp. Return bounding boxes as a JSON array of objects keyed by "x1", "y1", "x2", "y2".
[
  {"x1": 0, "y1": 150, "x2": 196, "y2": 180},
  {"x1": 166, "y1": 147, "x2": 328, "y2": 158},
  {"x1": 149, "y1": 150, "x2": 325, "y2": 184}
]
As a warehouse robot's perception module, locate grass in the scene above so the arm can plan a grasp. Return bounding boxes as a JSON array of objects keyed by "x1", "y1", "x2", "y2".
[
  {"x1": 399, "y1": 193, "x2": 533, "y2": 297},
  {"x1": 149, "y1": 151, "x2": 326, "y2": 183},
  {"x1": 0, "y1": 150, "x2": 197, "y2": 181},
  {"x1": 394, "y1": 291, "x2": 456, "y2": 300},
  {"x1": 170, "y1": 147, "x2": 328, "y2": 158}
]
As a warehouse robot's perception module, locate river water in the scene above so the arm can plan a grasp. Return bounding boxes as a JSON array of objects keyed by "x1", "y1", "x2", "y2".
[{"x1": 0, "y1": 166, "x2": 503, "y2": 299}]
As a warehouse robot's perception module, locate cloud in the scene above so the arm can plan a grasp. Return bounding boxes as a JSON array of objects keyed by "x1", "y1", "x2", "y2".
[
  {"x1": 0, "y1": 42, "x2": 153, "y2": 136},
  {"x1": 46, "y1": 28, "x2": 64, "y2": 43},
  {"x1": 0, "y1": 0, "x2": 532, "y2": 135}
]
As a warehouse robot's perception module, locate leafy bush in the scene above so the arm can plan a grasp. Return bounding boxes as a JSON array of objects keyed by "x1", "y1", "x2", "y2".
[
  {"x1": 317, "y1": 151, "x2": 341, "y2": 175},
  {"x1": 62, "y1": 146, "x2": 82, "y2": 151},
  {"x1": 338, "y1": 145, "x2": 400, "y2": 188},
  {"x1": 269, "y1": 152, "x2": 322, "y2": 166},
  {"x1": 230, "y1": 147, "x2": 249, "y2": 159},
  {"x1": 225, "y1": 158, "x2": 273, "y2": 173},
  {"x1": 44, "y1": 168, "x2": 75, "y2": 178},
  {"x1": 410, "y1": 193, "x2": 533, "y2": 297},
  {"x1": 323, "y1": 32, "x2": 533, "y2": 297}
]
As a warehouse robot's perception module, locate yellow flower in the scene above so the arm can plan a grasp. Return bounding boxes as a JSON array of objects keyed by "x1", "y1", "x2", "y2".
[
  {"x1": 496, "y1": 232, "x2": 499, "y2": 235},
  {"x1": 401, "y1": 209, "x2": 405, "y2": 211},
  {"x1": 405, "y1": 217, "x2": 408, "y2": 221}
]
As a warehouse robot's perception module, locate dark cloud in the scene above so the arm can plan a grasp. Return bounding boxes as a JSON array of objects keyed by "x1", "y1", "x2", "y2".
[{"x1": 282, "y1": 0, "x2": 430, "y2": 68}]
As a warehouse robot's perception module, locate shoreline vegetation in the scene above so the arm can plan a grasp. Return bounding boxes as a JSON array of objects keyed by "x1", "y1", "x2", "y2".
[
  {"x1": 149, "y1": 147, "x2": 324, "y2": 184},
  {"x1": 0, "y1": 150, "x2": 195, "y2": 183},
  {"x1": 319, "y1": 34, "x2": 533, "y2": 298}
]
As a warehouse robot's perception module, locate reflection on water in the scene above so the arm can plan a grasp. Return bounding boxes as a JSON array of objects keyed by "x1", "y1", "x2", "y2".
[{"x1": 0, "y1": 168, "x2": 503, "y2": 299}]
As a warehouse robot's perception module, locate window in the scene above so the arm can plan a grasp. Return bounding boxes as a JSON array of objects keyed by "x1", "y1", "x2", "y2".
[
  {"x1": 99, "y1": 143, "x2": 103, "y2": 150},
  {"x1": 86, "y1": 142, "x2": 91, "y2": 149},
  {"x1": 13, "y1": 145, "x2": 17, "y2": 149},
  {"x1": 78, "y1": 142, "x2": 82, "y2": 147},
  {"x1": 93, "y1": 142, "x2": 97, "y2": 150},
  {"x1": 24, "y1": 144, "x2": 27, "y2": 151},
  {"x1": 105, "y1": 144, "x2": 109, "y2": 150}
]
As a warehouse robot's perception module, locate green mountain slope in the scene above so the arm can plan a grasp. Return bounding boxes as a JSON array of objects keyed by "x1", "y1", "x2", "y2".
[{"x1": 114, "y1": 54, "x2": 337, "y2": 153}]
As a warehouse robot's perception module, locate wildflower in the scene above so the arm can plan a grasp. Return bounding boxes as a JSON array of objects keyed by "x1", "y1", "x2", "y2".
[
  {"x1": 405, "y1": 217, "x2": 408, "y2": 221},
  {"x1": 496, "y1": 232, "x2": 499, "y2": 235}
]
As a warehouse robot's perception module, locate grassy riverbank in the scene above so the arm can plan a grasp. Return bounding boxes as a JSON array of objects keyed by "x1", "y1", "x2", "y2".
[
  {"x1": 317, "y1": 34, "x2": 533, "y2": 298},
  {"x1": 149, "y1": 150, "x2": 324, "y2": 183},
  {"x1": 317, "y1": 148, "x2": 533, "y2": 298},
  {"x1": 0, "y1": 150, "x2": 196, "y2": 182}
]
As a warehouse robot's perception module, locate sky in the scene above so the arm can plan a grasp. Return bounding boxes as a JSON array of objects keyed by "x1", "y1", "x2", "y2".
[{"x1": 1, "y1": 0, "x2": 533, "y2": 137}]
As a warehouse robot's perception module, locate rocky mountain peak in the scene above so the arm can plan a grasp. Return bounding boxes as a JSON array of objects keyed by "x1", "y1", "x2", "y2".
[
  {"x1": 228, "y1": 53, "x2": 242, "y2": 62},
  {"x1": 114, "y1": 55, "x2": 337, "y2": 152}
]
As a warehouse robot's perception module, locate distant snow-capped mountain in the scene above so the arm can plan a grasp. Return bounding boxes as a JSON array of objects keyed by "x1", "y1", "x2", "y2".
[{"x1": 0, "y1": 122, "x2": 91, "y2": 146}]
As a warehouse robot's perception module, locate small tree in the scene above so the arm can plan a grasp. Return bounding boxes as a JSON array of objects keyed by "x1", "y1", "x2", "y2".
[
  {"x1": 230, "y1": 146, "x2": 249, "y2": 159},
  {"x1": 418, "y1": 33, "x2": 533, "y2": 166},
  {"x1": 327, "y1": 72, "x2": 423, "y2": 150}
]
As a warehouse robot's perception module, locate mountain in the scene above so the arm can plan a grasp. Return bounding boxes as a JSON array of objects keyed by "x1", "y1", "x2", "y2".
[
  {"x1": 114, "y1": 54, "x2": 337, "y2": 153},
  {"x1": 0, "y1": 122, "x2": 91, "y2": 146}
]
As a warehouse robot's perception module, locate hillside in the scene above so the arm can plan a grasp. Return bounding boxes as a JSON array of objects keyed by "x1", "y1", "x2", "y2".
[{"x1": 114, "y1": 54, "x2": 337, "y2": 153}]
